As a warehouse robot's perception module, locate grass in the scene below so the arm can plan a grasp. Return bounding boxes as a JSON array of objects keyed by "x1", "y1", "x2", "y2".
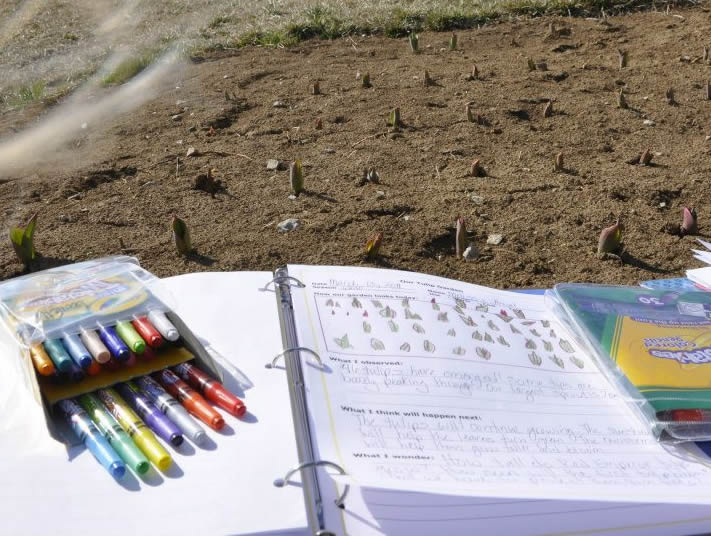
[
  {"x1": 2, "y1": 81, "x2": 46, "y2": 108},
  {"x1": 101, "y1": 54, "x2": 156, "y2": 86}
]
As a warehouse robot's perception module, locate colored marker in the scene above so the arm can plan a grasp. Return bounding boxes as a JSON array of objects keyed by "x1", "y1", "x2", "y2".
[
  {"x1": 62, "y1": 333, "x2": 93, "y2": 369},
  {"x1": 29, "y1": 344, "x2": 55, "y2": 376},
  {"x1": 78, "y1": 393, "x2": 150, "y2": 475},
  {"x1": 56, "y1": 399, "x2": 125, "y2": 479},
  {"x1": 131, "y1": 316, "x2": 164, "y2": 349},
  {"x1": 147, "y1": 310, "x2": 179, "y2": 342},
  {"x1": 86, "y1": 359, "x2": 102, "y2": 376},
  {"x1": 97, "y1": 323, "x2": 130, "y2": 362},
  {"x1": 96, "y1": 388, "x2": 172, "y2": 471},
  {"x1": 79, "y1": 328, "x2": 111, "y2": 363},
  {"x1": 154, "y1": 369, "x2": 224, "y2": 430},
  {"x1": 115, "y1": 320, "x2": 146, "y2": 354},
  {"x1": 43, "y1": 339, "x2": 73, "y2": 373},
  {"x1": 116, "y1": 381, "x2": 183, "y2": 447},
  {"x1": 135, "y1": 375, "x2": 207, "y2": 445},
  {"x1": 174, "y1": 362, "x2": 246, "y2": 417},
  {"x1": 66, "y1": 360, "x2": 85, "y2": 382}
]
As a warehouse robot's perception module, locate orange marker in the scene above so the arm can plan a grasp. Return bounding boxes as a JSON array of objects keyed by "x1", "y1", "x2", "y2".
[
  {"x1": 174, "y1": 362, "x2": 246, "y2": 417},
  {"x1": 154, "y1": 369, "x2": 224, "y2": 430},
  {"x1": 29, "y1": 344, "x2": 55, "y2": 376}
]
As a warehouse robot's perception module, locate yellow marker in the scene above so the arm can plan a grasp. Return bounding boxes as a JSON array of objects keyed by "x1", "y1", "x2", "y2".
[
  {"x1": 29, "y1": 344, "x2": 55, "y2": 376},
  {"x1": 96, "y1": 388, "x2": 172, "y2": 471}
]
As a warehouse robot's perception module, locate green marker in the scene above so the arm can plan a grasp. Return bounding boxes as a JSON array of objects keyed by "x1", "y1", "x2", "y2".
[
  {"x1": 115, "y1": 320, "x2": 146, "y2": 354},
  {"x1": 79, "y1": 393, "x2": 150, "y2": 474}
]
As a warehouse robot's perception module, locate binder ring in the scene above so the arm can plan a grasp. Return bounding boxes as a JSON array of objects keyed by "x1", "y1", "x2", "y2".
[
  {"x1": 266, "y1": 347, "x2": 323, "y2": 369},
  {"x1": 274, "y1": 460, "x2": 349, "y2": 508},
  {"x1": 259, "y1": 276, "x2": 306, "y2": 292}
]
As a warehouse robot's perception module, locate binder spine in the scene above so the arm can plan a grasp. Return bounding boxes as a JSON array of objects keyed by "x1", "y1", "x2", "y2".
[{"x1": 270, "y1": 267, "x2": 340, "y2": 536}]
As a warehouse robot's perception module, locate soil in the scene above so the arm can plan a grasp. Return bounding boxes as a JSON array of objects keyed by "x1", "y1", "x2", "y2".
[{"x1": 2, "y1": 8, "x2": 711, "y2": 289}]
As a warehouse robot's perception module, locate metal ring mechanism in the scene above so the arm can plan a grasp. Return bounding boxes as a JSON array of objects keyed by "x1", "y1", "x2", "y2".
[
  {"x1": 274, "y1": 460, "x2": 349, "y2": 508},
  {"x1": 265, "y1": 347, "x2": 323, "y2": 369},
  {"x1": 259, "y1": 276, "x2": 306, "y2": 292}
]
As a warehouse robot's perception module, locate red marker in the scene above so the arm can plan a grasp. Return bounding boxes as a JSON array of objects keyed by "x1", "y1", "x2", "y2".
[
  {"x1": 173, "y1": 362, "x2": 246, "y2": 417},
  {"x1": 87, "y1": 359, "x2": 102, "y2": 376},
  {"x1": 154, "y1": 369, "x2": 224, "y2": 430},
  {"x1": 671, "y1": 409, "x2": 705, "y2": 422},
  {"x1": 131, "y1": 317, "x2": 164, "y2": 349}
]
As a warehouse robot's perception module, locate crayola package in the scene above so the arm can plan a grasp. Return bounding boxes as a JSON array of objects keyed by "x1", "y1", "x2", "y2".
[
  {"x1": 551, "y1": 283, "x2": 711, "y2": 442},
  {"x1": 0, "y1": 256, "x2": 221, "y2": 438}
]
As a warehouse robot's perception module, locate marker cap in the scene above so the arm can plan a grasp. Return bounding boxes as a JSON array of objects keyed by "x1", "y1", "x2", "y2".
[
  {"x1": 29, "y1": 344, "x2": 55, "y2": 376},
  {"x1": 147, "y1": 310, "x2": 179, "y2": 342},
  {"x1": 134, "y1": 430, "x2": 172, "y2": 471},
  {"x1": 43, "y1": 339, "x2": 73, "y2": 373},
  {"x1": 80, "y1": 328, "x2": 111, "y2": 364},
  {"x1": 115, "y1": 320, "x2": 147, "y2": 354},
  {"x1": 109, "y1": 462, "x2": 126, "y2": 479}
]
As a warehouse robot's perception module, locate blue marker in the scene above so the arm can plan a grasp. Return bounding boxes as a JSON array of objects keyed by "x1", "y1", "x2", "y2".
[
  {"x1": 97, "y1": 323, "x2": 130, "y2": 362},
  {"x1": 65, "y1": 360, "x2": 86, "y2": 383},
  {"x1": 62, "y1": 333, "x2": 93, "y2": 369},
  {"x1": 56, "y1": 399, "x2": 125, "y2": 479},
  {"x1": 43, "y1": 339, "x2": 73, "y2": 373}
]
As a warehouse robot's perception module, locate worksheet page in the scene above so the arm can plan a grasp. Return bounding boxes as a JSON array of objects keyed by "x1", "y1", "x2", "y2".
[{"x1": 288, "y1": 265, "x2": 711, "y2": 505}]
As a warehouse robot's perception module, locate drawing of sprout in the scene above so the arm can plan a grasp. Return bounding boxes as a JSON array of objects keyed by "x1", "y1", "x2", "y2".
[
  {"x1": 388, "y1": 320, "x2": 399, "y2": 333},
  {"x1": 569, "y1": 355, "x2": 585, "y2": 369},
  {"x1": 432, "y1": 302, "x2": 440, "y2": 311},
  {"x1": 529, "y1": 328, "x2": 541, "y2": 337},
  {"x1": 452, "y1": 346, "x2": 466, "y2": 356},
  {"x1": 459, "y1": 315, "x2": 476, "y2": 327},
  {"x1": 521, "y1": 320, "x2": 536, "y2": 326},
  {"x1": 334, "y1": 334, "x2": 353, "y2": 349},
  {"x1": 413, "y1": 323, "x2": 425, "y2": 334},
  {"x1": 541, "y1": 320, "x2": 550, "y2": 328},
  {"x1": 351, "y1": 297, "x2": 362, "y2": 308},
  {"x1": 371, "y1": 338, "x2": 385, "y2": 351},
  {"x1": 513, "y1": 308, "x2": 525, "y2": 319},
  {"x1": 487, "y1": 319, "x2": 499, "y2": 331},
  {"x1": 549, "y1": 354, "x2": 565, "y2": 368},
  {"x1": 525, "y1": 339, "x2": 537, "y2": 350},
  {"x1": 528, "y1": 351, "x2": 542, "y2": 366},
  {"x1": 455, "y1": 298, "x2": 467, "y2": 310},
  {"x1": 496, "y1": 313, "x2": 513, "y2": 323},
  {"x1": 475, "y1": 304, "x2": 488, "y2": 313},
  {"x1": 497, "y1": 335, "x2": 510, "y2": 347},
  {"x1": 400, "y1": 342, "x2": 411, "y2": 352},
  {"x1": 424, "y1": 340, "x2": 436, "y2": 353},
  {"x1": 447, "y1": 328, "x2": 456, "y2": 337},
  {"x1": 371, "y1": 300, "x2": 383, "y2": 309},
  {"x1": 510, "y1": 324, "x2": 521, "y2": 335},
  {"x1": 401, "y1": 298, "x2": 410, "y2": 308},
  {"x1": 437, "y1": 312, "x2": 449, "y2": 322},
  {"x1": 380, "y1": 306, "x2": 397, "y2": 318},
  {"x1": 543, "y1": 340, "x2": 553, "y2": 352},
  {"x1": 363, "y1": 321, "x2": 372, "y2": 333},
  {"x1": 476, "y1": 347, "x2": 492, "y2": 360},
  {"x1": 473, "y1": 330, "x2": 483, "y2": 341},
  {"x1": 326, "y1": 299, "x2": 334, "y2": 307},
  {"x1": 335, "y1": 301, "x2": 341, "y2": 308},
  {"x1": 559, "y1": 339, "x2": 575, "y2": 353},
  {"x1": 454, "y1": 305, "x2": 465, "y2": 315},
  {"x1": 405, "y1": 309, "x2": 422, "y2": 320},
  {"x1": 484, "y1": 332, "x2": 494, "y2": 343},
  {"x1": 363, "y1": 310, "x2": 369, "y2": 317}
]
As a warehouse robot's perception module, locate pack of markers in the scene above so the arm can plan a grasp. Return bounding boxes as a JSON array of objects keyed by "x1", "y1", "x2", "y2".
[{"x1": 0, "y1": 256, "x2": 246, "y2": 479}]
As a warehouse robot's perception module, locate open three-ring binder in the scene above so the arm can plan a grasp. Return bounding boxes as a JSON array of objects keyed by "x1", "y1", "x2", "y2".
[{"x1": 263, "y1": 265, "x2": 711, "y2": 536}]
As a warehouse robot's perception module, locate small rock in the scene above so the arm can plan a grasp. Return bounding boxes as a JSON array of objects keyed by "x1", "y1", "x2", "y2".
[
  {"x1": 323, "y1": 148, "x2": 336, "y2": 154},
  {"x1": 273, "y1": 100, "x2": 287, "y2": 108},
  {"x1": 277, "y1": 218, "x2": 300, "y2": 233},
  {"x1": 375, "y1": 190, "x2": 386, "y2": 199},
  {"x1": 80, "y1": 122, "x2": 88, "y2": 129},
  {"x1": 186, "y1": 147, "x2": 198, "y2": 157},
  {"x1": 659, "y1": 201, "x2": 667, "y2": 208},
  {"x1": 463, "y1": 245, "x2": 479, "y2": 260},
  {"x1": 643, "y1": 119, "x2": 655, "y2": 126},
  {"x1": 266, "y1": 159, "x2": 283, "y2": 170},
  {"x1": 59, "y1": 214, "x2": 71, "y2": 223},
  {"x1": 470, "y1": 194, "x2": 484, "y2": 205},
  {"x1": 171, "y1": 114, "x2": 182, "y2": 121},
  {"x1": 706, "y1": 135, "x2": 711, "y2": 142},
  {"x1": 288, "y1": 194, "x2": 297, "y2": 200},
  {"x1": 487, "y1": 233, "x2": 504, "y2": 245}
]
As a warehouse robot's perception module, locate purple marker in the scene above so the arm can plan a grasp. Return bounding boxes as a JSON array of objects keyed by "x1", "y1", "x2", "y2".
[
  {"x1": 116, "y1": 381, "x2": 183, "y2": 446},
  {"x1": 97, "y1": 323, "x2": 130, "y2": 362}
]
